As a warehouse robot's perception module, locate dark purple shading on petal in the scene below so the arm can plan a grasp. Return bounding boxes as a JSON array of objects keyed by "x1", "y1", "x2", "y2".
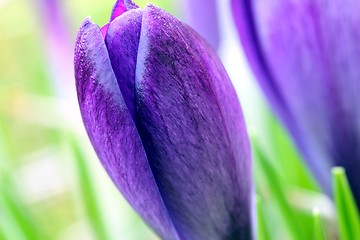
[
  {"x1": 105, "y1": 9, "x2": 142, "y2": 121},
  {"x1": 232, "y1": 0, "x2": 360, "y2": 205},
  {"x1": 135, "y1": 5, "x2": 253, "y2": 239},
  {"x1": 74, "y1": 18, "x2": 180, "y2": 240}
]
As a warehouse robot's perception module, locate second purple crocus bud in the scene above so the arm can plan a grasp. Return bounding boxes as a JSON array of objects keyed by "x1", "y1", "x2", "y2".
[
  {"x1": 231, "y1": 0, "x2": 360, "y2": 208},
  {"x1": 74, "y1": 0, "x2": 253, "y2": 239}
]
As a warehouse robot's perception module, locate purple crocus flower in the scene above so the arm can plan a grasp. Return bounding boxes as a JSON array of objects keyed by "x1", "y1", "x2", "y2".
[
  {"x1": 232, "y1": 0, "x2": 360, "y2": 206},
  {"x1": 74, "y1": 0, "x2": 253, "y2": 239}
]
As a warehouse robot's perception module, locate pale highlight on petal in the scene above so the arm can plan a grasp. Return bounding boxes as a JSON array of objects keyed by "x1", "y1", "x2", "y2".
[{"x1": 74, "y1": 19, "x2": 179, "y2": 240}]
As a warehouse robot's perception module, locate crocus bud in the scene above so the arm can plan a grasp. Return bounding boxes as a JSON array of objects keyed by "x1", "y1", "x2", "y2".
[
  {"x1": 232, "y1": 0, "x2": 360, "y2": 207},
  {"x1": 74, "y1": 1, "x2": 253, "y2": 239}
]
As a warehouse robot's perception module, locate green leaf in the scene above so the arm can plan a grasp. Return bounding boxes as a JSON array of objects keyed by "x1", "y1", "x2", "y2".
[
  {"x1": 0, "y1": 178, "x2": 46, "y2": 240},
  {"x1": 0, "y1": 176, "x2": 27, "y2": 240},
  {"x1": 312, "y1": 208, "x2": 325, "y2": 240},
  {"x1": 256, "y1": 197, "x2": 270, "y2": 240},
  {"x1": 0, "y1": 115, "x2": 45, "y2": 239},
  {"x1": 266, "y1": 111, "x2": 318, "y2": 191},
  {"x1": 252, "y1": 140, "x2": 304, "y2": 240},
  {"x1": 0, "y1": 207, "x2": 26, "y2": 240},
  {"x1": 333, "y1": 167, "x2": 360, "y2": 240},
  {"x1": 69, "y1": 136, "x2": 109, "y2": 240}
]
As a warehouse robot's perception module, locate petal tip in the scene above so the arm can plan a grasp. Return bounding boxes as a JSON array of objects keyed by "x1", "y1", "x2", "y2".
[
  {"x1": 125, "y1": 0, "x2": 139, "y2": 10},
  {"x1": 110, "y1": 0, "x2": 139, "y2": 21},
  {"x1": 76, "y1": 17, "x2": 98, "y2": 39},
  {"x1": 80, "y1": 16, "x2": 93, "y2": 27}
]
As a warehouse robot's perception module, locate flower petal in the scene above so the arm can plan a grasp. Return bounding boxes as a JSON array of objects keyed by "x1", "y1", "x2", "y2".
[
  {"x1": 105, "y1": 8, "x2": 142, "y2": 121},
  {"x1": 135, "y1": 5, "x2": 253, "y2": 239},
  {"x1": 110, "y1": 0, "x2": 139, "y2": 21},
  {"x1": 230, "y1": 0, "x2": 290, "y2": 122},
  {"x1": 74, "y1": 18, "x2": 180, "y2": 240},
  {"x1": 110, "y1": 0, "x2": 127, "y2": 21},
  {"x1": 232, "y1": 0, "x2": 360, "y2": 205}
]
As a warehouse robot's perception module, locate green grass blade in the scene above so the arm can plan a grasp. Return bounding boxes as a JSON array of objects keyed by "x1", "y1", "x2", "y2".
[
  {"x1": 69, "y1": 136, "x2": 109, "y2": 240},
  {"x1": 266, "y1": 112, "x2": 318, "y2": 191},
  {"x1": 253, "y1": 140, "x2": 304, "y2": 240},
  {"x1": 0, "y1": 207, "x2": 26, "y2": 240},
  {"x1": 333, "y1": 167, "x2": 360, "y2": 240},
  {"x1": 0, "y1": 175, "x2": 27, "y2": 240},
  {"x1": 0, "y1": 115, "x2": 45, "y2": 239},
  {"x1": 256, "y1": 197, "x2": 270, "y2": 240},
  {"x1": 312, "y1": 208, "x2": 325, "y2": 240},
  {"x1": 0, "y1": 179, "x2": 45, "y2": 240}
]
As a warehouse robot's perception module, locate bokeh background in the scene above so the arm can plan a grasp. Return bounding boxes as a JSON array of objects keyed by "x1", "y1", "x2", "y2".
[{"x1": 0, "y1": 0, "x2": 334, "y2": 239}]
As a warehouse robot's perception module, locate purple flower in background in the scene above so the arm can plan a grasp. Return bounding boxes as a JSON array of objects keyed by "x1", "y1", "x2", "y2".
[
  {"x1": 74, "y1": 0, "x2": 253, "y2": 239},
  {"x1": 38, "y1": 0, "x2": 73, "y2": 97},
  {"x1": 232, "y1": 0, "x2": 360, "y2": 206},
  {"x1": 181, "y1": 0, "x2": 220, "y2": 50}
]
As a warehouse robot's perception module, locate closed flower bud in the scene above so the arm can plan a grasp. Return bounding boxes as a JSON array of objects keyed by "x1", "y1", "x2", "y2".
[
  {"x1": 232, "y1": 0, "x2": 360, "y2": 207},
  {"x1": 75, "y1": 1, "x2": 253, "y2": 239}
]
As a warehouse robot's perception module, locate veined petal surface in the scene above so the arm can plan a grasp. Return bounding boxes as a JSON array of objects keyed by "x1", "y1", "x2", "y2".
[
  {"x1": 135, "y1": 5, "x2": 253, "y2": 239},
  {"x1": 106, "y1": 9, "x2": 142, "y2": 121},
  {"x1": 74, "y1": 19, "x2": 179, "y2": 240}
]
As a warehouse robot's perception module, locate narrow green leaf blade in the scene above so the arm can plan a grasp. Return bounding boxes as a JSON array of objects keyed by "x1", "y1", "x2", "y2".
[
  {"x1": 266, "y1": 111, "x2": 318, "y2": 191},
  {"x1": 256, "y1": 197, "x2": 270, "y2": 240},
  {"x1": 312, "y1": 208, "x2": 325, "y2": 240},
  {"x1": 0, "y1": 115, "x2": 45, "y2": 240},
  {"x1": 0, "y1": 178, "x2": 46, "y2": 240},
  {"x1": 253, "y1": 140, "x2": 304, "y2": 240},
  {"x1": 0, "y1": 208, "x2": 26, "y2": 240},
  {"x1": 333, "y1": 167, "x2": 360, "y2": 240},
  {"x1": 69, "y1": 136, "x2": 109, "y2": 240}
]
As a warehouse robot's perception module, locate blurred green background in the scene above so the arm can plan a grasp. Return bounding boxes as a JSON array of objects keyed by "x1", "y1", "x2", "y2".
[
  {"x1": 0, "y1": 0, "x2": 178, "y2": 239},
  {"x1": 0, "y1": 0, "x2": 341, "y2": 239}
]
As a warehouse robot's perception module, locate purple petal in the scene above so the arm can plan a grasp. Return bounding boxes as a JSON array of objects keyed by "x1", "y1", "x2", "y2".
[
  {"x1": 232, "y1": 0, "x2": 360, "y2": 205},
  {"x1": 102, "y1": 1, "x2": 139, "y2": 37},
  {"x1": 74, "y1": 18, "x2": 180, "y2": 240},
  {"x1": 181, "y1": 0, "x2": 220, "y2": 50},
  {"x1": 105, "y1": 9, "x2": 143, "y2": 121},
  {"x1": 110, "y1": 0, "x2": 139, "y2": 21},
  {"x1": 134, "y1": 5, "x2": 253, "y2": 239},
  {"x1": 100, "y1": 23, "x2": 109, "y2": 38},
  {"x1": 110, "y1": 0, "x2": 126, "y2": 21}
]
